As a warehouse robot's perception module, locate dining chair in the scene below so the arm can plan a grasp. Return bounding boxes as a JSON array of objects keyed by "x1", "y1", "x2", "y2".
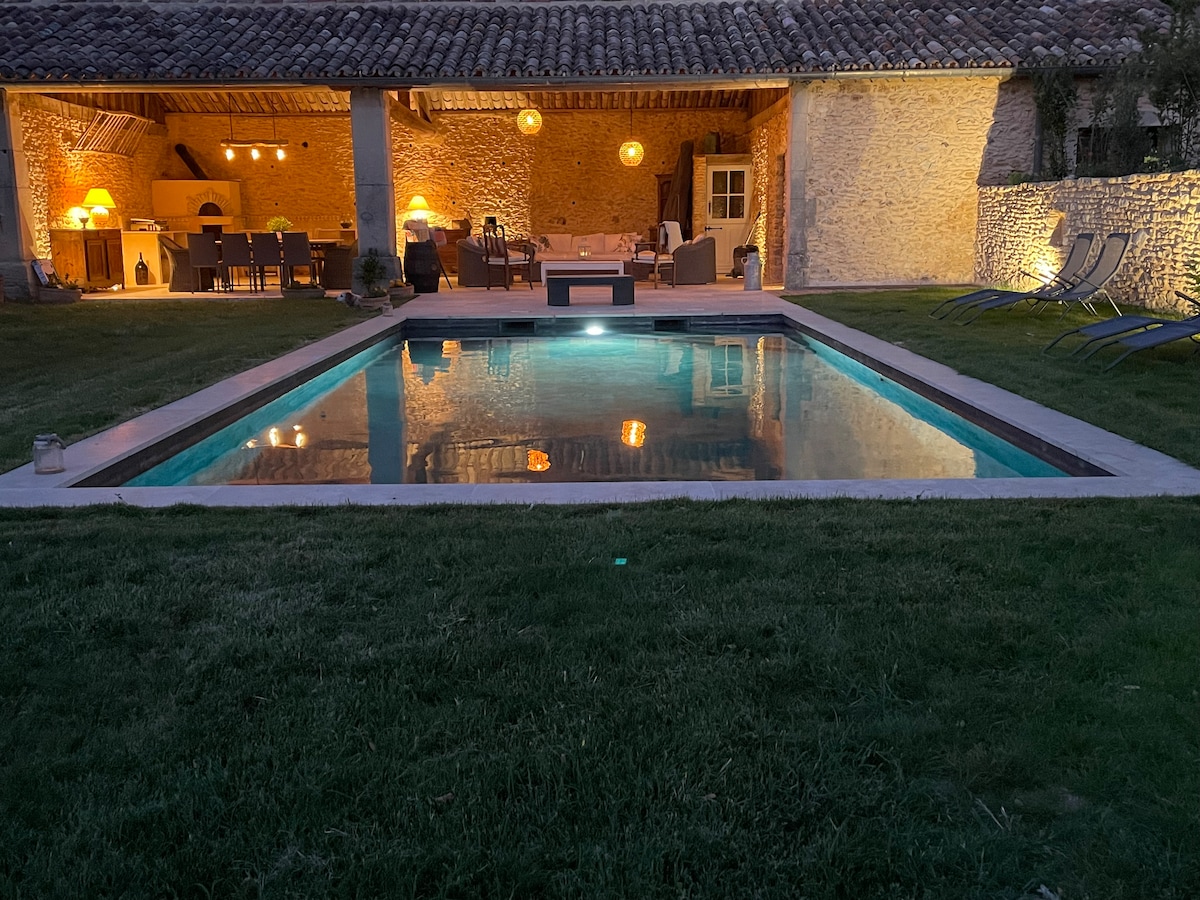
[
  {"x1": 250, "y1": 232, "x2": 283, "y2": 291},
  {"x1": 281, "y1": 232, "x2": 314, "y2": 286},
  {"x1": 219, "y1": 232, "x2": 253, "y2": 290},
  {"x1": 481, "y1": 223, "x2": 534, "y2": 290},
  {"x1": 186, "y1": 232, "x2": 220, "y2": 292}
]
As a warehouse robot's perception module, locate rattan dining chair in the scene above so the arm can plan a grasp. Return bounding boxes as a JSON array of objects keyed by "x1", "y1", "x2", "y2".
[
  {"x1": 186, "y1": 232, "x2": 220, "y2": 292},
  {"x1": 281, "y1": 232, "x2": 315, "y2": 286},
  {"x1": 250, "y1": 232, "x2": 283, "y2": 291},
  {"x1": 219, "y1": 232, "x2": 253, "y2": 290}
]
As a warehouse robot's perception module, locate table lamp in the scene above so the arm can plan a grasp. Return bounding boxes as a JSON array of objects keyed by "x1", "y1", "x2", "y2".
[{"x1": 83, "y1": 188, "x2": 115, "y2": 228}]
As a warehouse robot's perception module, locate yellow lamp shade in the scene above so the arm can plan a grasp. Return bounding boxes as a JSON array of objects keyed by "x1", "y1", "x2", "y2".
[
  {"x1": 83, "y1": 188, "x2": 115, "y2": 210},
  {"x1": 516, "y1": 109, "x2": 542, "y2": 135},
  {"x1": 407, "y1": 195, "x2": 431, "y2": 220},
  {"x1": 619, "y1": 141, "x2": 644, "y2": 167}
]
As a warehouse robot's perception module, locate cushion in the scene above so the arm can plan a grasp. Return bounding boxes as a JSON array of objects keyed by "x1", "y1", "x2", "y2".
[
  {"x1": 533, "y1": 234, "x2": 552, "y2": 251},
  {"x1": 605, "y1": 232, "x2": 639, "y2": 254},
  {"x1": 572, "y1": 233, "x2": 606, "y2": 252},
  {"x1": 545, "y1": 233, "x2": 573, "y2": 254},
  {"x1": 463, "y1": 235, "x2": 481, "y2": 248}
]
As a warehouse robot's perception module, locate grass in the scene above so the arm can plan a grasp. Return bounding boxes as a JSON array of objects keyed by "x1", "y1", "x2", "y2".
[
  {"x1": 1, "y1": 500, "x2": 1198, "y2": 898},
  {"x1": 787, "y1": 289, "x2": 1200, "y2": 468},
  {"x1": 1, "y1": 291, "x2": 1198, "y2": 896},
  {"x1": 0, "y1": 298, "x2": 371, "y2": 473}
]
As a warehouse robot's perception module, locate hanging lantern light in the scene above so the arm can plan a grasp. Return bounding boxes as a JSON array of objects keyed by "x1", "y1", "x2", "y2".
[
  {"x1": 619, "y1": 95, "x2": 643, "y2": 167},
  {"x1": 516, "y1": 108, "x2": 543, "y2": 135}
]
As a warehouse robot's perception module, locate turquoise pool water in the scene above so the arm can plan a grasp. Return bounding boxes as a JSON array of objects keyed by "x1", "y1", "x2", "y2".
[{"x1": 127, "y1": 331, "x2": 1065, "y2": 485}]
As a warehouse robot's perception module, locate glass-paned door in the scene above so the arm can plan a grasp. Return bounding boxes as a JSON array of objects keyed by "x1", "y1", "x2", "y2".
[{"x1": 705, "y1": 163, "x2": 752, "y2": 275}]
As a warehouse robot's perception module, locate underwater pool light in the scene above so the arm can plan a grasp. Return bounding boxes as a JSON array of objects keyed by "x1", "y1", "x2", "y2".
[{"x1": 585, "y1": 325, "x2": 604, "y2": 336}]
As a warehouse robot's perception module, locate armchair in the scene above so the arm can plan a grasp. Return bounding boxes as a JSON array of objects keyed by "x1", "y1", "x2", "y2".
[{"x1": 673, "y1": 236, "x2": 718, "y2": 285}]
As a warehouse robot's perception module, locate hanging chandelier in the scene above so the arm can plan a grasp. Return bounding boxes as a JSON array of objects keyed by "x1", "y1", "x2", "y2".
[
  {"x1": 221, "y1": 95, "x2": 288, "y2": 161},
  {"x1": 516, "y1": 108, "x2": 542, "y2": 135},
  {"x1": 619, "y1": 96, "x2": 643, "y2": 167}
]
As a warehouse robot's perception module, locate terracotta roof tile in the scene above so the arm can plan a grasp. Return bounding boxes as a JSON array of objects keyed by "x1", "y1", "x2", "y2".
[{"x1": 0, "y1": 0, "x2": 1171, "y2": 85}]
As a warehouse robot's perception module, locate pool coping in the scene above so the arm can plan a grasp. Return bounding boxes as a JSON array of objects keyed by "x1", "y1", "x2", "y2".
[{"x1": 2, "y1": 292, "x2": 1199, "y2": 505}]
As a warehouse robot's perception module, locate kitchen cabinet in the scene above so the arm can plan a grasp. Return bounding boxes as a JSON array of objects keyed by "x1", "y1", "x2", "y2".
[{"x1": 48, "y1": 228, "x2": 124, "y2": 289}]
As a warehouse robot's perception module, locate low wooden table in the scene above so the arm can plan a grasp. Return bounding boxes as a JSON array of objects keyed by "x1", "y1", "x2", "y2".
[
  {"x1": 539, "y1": 258, "x2": 626, "y2": 285},
  {"x1": 547, "y1": 273, "x2": 634, "y2": 307}
]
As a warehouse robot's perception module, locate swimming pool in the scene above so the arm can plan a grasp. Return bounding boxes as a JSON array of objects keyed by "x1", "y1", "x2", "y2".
[{"x1": 124, "y1": 319, "x2": 1075, "y2": 487}]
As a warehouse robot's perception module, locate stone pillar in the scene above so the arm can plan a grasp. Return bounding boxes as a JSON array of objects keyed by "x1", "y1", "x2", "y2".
[
  {"x1": 350, "y1": 87, "x2": 402, "y2": 294},
  {"x1": 783, "y1": 81, "x2": 811, "y2": 291},
  {"x1": 0, "y1": 90, "x2": 36, "y2": 300}
]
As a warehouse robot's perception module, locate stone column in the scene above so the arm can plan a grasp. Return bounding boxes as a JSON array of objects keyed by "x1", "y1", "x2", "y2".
[
  {"x1": 783, "y1": 81, "x2": 811, "y2": 291},
  {"x1": 0, "y1": 90, "x2": 36, "y2": 300},
  {"x1": 350, "y1": 87, "x2": 402, "y2": 294}
]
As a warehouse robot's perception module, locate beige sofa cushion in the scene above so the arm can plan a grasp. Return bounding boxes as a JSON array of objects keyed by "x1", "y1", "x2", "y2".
[
  {"x1": 605, "y1": 232, "x2": 639, "y2": 254},
  {"x1": 572, "y1": 233, "x2": 606, "y2": 253},
  {"x1": 544, "y1": 233, "x2": 573, "y2": 254}
]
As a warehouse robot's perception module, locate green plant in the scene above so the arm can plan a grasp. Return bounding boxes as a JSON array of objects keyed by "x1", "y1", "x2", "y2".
[
  {"x1": 1082, "y1": 64, "x2": 1151, "y2": 176},
  {"x1": 1142, "y1": 0, "x2": 1200, "y2": 167},
  {"x1": 1184, "y1": 259, "x2": 1200, "y2": 295},
  {"x1": 265, "y1": 215, "x2": 293, "y2": 233},
  {"x1": 356, "y1": 248, "x2": 388, "y2": 297},
  {"x1": 1031, "y1": 64, "x2": 1078, "y2": 179}
]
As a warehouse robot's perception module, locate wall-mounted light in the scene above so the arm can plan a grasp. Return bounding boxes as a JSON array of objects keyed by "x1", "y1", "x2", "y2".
[
  {"x1": 516, "y1": 108, "x2": 542, "y2": 135},
  {"x1": 83, "y1": 188, "x2": 115, "y2": 228}
]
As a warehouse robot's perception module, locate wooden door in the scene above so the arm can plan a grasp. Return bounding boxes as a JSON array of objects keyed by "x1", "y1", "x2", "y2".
[{"x1": 704, "y1": 162, "x2": 752, "y2": 274}]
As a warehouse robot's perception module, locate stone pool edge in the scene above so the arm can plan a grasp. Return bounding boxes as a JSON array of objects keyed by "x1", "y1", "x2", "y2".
[{"x1": 2, "y1": 299, "x2": 1198, "y2": 505}]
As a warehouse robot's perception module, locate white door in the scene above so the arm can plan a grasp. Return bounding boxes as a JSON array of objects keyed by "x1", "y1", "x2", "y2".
[{"x1": 705, "y1": 163, "x2": 752, "y2": 275}]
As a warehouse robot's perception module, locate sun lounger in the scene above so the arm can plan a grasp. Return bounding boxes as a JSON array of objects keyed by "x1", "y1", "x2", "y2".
[
  {"x1": 958, "y1": 233, "x2": 1130, "y2": 325},
  {"x1": 1044, "y1": 291, "x2": 1200, "y2": 356},
  {"x1": 1076, "y1": 293, "x2": 1200, "y2": 370},
  {"x1": 929, "y1": 232, "x2": 1095, "y2": 319}
]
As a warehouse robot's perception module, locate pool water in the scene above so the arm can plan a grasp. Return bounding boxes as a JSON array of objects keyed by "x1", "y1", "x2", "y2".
[{"x1": 127, "y1": 332, "x2": 1065, "y2": 485}]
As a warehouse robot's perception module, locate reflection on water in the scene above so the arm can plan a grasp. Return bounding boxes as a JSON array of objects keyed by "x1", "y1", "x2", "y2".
[{"x1": 128, "y1": 333, "x2": 1064, "y2": 486}]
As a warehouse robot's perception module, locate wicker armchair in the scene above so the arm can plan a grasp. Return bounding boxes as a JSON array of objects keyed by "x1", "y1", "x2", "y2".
[{"x1": 673, "y1": 236, "x2": 718, "y2": 284}]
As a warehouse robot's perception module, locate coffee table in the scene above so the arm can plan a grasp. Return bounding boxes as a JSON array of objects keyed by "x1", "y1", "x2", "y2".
[{"x1": 539, "y1": 259, "x2": 626, "y2": 285}]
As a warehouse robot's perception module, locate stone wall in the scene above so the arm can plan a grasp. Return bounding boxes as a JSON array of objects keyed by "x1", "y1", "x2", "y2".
[
  {"x1": 169, "y1": 107, "x2": 746, "y2": 243},
  {"x1": 978, "y1": 77, "x2": 1037, "y2": 187},
  {"x1": 18, "y1": 95, "x2": 173, "y2": 257},
  {"x1": 751, "y1": 99, "x2": 789, "y2": 284},
  {"x1": 977, "y1": 171, "x2": 1200, "y2": 311},
  {"x1": 798, "y1": 75, "x2": 1004, "y2": 286}
]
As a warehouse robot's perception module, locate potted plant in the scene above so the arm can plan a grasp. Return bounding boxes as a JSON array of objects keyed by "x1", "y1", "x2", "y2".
[
  {"x1": 280, "y1": 279, "x2": 326, "y2": 300},
  {"x1": 356, "y1": 248, "x2": 389, "y2": 306},
  {"x1": 266, "y1": 215, "x2": 293, "y2": 237},
  {"x1": 388, "y1": 278, "x2": 415, "y2": 304},
  {"x1": 36, "y1": 272, "x2": 82, "y2": 304}
]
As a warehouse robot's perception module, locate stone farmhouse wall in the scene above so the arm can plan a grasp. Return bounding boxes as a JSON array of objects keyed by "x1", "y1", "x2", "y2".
[
  {"x1": 977, "y1": 172, "x2": 1200, "y2": 312},
  {"x1": 20, "y1": 96, "x2": 752, "y2": 257},
  {"x1": 17, "y1": 95, "x2": 175, "y2": 257},
  {"x1": 798, "y1": 75, "x2": 1004, "y2": 287},
  {"x1": 751, "y1": 98, "x2": 789, "y2": 285}
]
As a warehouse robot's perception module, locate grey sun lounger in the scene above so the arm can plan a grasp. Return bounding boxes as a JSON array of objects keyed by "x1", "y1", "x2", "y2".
[
  {"x1": 1044, "y1": 291, "x2": 1200, "y2": 356},
  {"x1": 958, "y1": 233, "x2": 1129, "y2": 325},
  {"x1": 929, "y1": 232, "x2": 1095, "y2": 319},
  {"x1": 1078, "y1": 308, "x2": 1200, "y2": 371}
]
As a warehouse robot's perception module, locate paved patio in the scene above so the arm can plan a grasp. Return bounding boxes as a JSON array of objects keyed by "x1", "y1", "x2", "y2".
[{"x1": 4, "y1": 279, "x2": 1200, "y2": 506}]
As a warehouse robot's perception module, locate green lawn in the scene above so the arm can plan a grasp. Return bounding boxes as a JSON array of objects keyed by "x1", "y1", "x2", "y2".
[
  {"x1": 2, "y1": 501, "x2": 1198, "y2": 898},
  {"x1": 1, "y1": 292, "x2": 1197, "y2": 897},
  {"x1": 0, "y1": 298, "x2": 371, "y2": 473},
  {"x1": 790, "y1": 289, "x2": 1200, "y2": 469}
]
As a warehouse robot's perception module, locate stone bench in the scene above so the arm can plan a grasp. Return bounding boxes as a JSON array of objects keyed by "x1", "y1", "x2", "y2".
[{"x1": 546, "y1": 273, "x2": 634, "y2": 307}]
